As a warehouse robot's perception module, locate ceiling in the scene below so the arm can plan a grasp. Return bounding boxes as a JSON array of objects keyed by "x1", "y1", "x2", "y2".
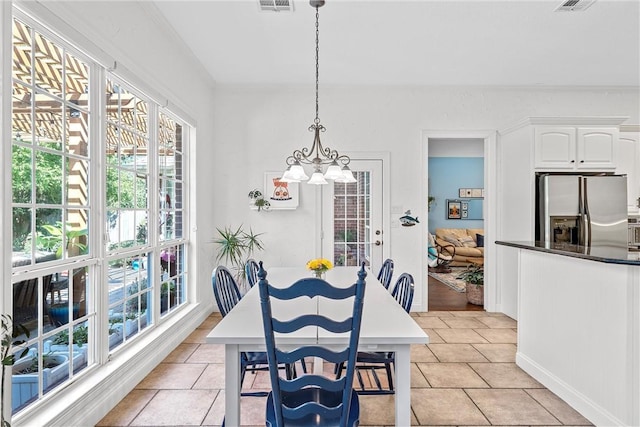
[{"x1": 152, "y1": 0, "x2": 640, "y2": 87}]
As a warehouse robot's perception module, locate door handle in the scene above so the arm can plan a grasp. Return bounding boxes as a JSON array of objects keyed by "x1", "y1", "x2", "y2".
[{"x1": 375, "y1": 240, "x2": 382, "y2": 246}]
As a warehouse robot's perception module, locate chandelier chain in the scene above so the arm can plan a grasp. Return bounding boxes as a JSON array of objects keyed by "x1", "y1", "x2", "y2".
[{"x1": 314, "y1": 5, "x2": 320, "y2": 125}]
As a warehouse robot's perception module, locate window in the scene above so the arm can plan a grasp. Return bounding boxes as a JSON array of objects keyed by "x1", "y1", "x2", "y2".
[
  {"x1": 333, "y1": 172, "x2": 371, "y2": 266},
  {"x1": 10, "y1": 12, "x2": 190, "y2": 414}
]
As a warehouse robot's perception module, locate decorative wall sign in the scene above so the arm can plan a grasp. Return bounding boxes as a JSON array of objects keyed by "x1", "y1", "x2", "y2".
[
  {"x1": 459, "y1": 188, "x2": 484, "y2": 198},
  {"x1": 265, "y1": 172, "x2": 298, "y2": 209},
  {"x1": 399, "y1": 210, "x2": 419, "y2": 227}
]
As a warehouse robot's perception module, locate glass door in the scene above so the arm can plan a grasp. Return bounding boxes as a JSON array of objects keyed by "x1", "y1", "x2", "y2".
[{"x1": 322, "y1": 159, "x2": 383, "y2": 269}]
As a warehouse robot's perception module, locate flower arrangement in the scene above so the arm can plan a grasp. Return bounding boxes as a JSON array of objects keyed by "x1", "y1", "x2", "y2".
[{"x1": 306, "y1": 258, "x2": 333, "y2": 278}]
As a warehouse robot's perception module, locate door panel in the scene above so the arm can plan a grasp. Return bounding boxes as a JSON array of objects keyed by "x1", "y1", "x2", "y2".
[{"x1": 322, "y1": 160, "x2": 383, "y2": 269}]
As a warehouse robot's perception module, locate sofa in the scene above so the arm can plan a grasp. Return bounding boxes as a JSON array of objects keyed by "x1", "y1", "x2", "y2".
[{"x1": 434, "y1": 228, "x2": 484, "y2": 267}]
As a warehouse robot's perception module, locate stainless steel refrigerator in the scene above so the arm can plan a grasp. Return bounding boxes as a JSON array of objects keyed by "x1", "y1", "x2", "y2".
[{"x1": 536, "y1": 174, "x2": 628, "y2": 247}]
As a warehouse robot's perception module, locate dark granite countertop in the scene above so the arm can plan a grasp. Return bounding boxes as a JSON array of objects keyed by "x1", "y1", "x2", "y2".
[{"x1": 495, "y1": 241, "x2": 640, "y2": 266}]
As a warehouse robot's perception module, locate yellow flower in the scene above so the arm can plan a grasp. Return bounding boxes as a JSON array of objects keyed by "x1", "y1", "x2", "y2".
[{"x1": 306, "y1": 258, "x2": 333, "y2": 272}]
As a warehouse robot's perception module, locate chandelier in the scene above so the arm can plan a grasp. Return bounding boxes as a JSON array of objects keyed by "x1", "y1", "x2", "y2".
[{"x1": 281, "y1": 0, "x2": 356, "y2": 185}]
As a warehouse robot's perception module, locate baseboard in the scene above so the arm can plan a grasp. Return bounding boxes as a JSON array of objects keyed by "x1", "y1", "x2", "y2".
[
  {"x1": 13, "y1": 303, "x2": 213, "y2": 427},
  {"x1": 516, "y1": 352, "x2": 625, "y2": 426}
]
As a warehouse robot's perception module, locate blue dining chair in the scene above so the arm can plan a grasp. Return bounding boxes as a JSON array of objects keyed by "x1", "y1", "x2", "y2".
[
  {"x1": 338, "y1": 272, "x2": 415, "y2": 395},
  {"x1": 258, "y1": 261, "x2": 367, "y2": 427},
  {"x1": 211, "y1": 266, "x2": 296, "y2": 400},
  {"x1": 377, "y1": 258, "x2": 394, "y2": 290},
  {"x1": 245, "y1": 258, "x2": 260, "y2": 288}
]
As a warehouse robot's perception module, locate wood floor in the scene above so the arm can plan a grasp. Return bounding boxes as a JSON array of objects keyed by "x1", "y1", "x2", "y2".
[{"x1": 428, "y1": 275, "x2": 484, "y2": 311}]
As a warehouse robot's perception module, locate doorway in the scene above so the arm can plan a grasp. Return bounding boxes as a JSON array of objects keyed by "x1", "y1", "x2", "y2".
[{"x1": 423, "y1": 132, "x2": 495, "y2": 312}]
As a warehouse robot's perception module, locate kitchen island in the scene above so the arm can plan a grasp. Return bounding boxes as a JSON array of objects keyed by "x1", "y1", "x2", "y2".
[{"x1": 496, "y1": 241, "x2": 639, "y2": 427}]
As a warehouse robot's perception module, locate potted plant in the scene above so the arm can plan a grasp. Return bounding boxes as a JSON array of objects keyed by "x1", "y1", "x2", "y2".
[
  {"x1": 213, "y1": 225, "x2": 264, "y2": 284},
  {"x1": 11, "y1": 349, "x2": 70, "y2": 412},
  {"x1": 248, "y1": 189, "x2": 270, "y2": 211},
  {"x1": 160, "y1": 280, "x2": 176, "y2": 313},
  {"x1": 1, "y1": 315, "x2": 29, "y2": 427},
  {"x1": 457, "y1": 264, "x2": 484, "y2": 305}
]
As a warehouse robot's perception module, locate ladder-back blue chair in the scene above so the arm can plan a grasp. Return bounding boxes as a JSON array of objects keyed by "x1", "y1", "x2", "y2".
[
  {"x1": 377, "y1": 258, "x2": 394, "y2": 290},
  {"x1": 338, "y1": 272, "x2": 414, "y2": 395},
  {"x1": 258, "y1": 261, "x2": 367, "y2": 427},
  {"x1": 245, "y1": 258, "x2": 260, "y2": 288}
]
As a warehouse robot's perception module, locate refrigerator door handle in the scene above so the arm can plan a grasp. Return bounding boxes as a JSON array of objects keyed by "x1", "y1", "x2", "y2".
[{"x1": 583, "y1": 177, "x2": 592, "y2": 246}]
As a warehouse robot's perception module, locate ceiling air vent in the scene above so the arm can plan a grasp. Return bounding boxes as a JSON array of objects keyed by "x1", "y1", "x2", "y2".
[
  {"x1": 555, "y1": 0, "x2": 596, "y2": 12},
  {"x1": 258, "y1": 0, "x2": 293, "y2": 12}
]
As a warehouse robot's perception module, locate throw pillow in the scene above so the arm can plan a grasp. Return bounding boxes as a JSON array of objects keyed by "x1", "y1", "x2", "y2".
[
  {"x1": 476, "y1": 233, "x2": 484, "y2": 247},
  {"x1": 459, "y1": 235, "x2": 477, "y2": 248},
  {"x1": 443, "y1": 234, "x2": 462, "y2": 247}
]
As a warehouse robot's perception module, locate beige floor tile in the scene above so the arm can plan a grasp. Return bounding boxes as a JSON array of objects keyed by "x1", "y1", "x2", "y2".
[
  {"x1": 477, "y1": 315, "x2": 518, "y2": 328},
  {"x1": 474, "y1": 327, "x2": 517, "y2": 343},
  {"x1": 441, "y1": 317, "x2": 489, "y2": 329},
  {"x1": 136, "y1": 362, "x2": 207, "y2": 389},
  {"x1": 182, "y1": 327, "x2": 211, "y2": 344},
  {"x1": 410, "y1": 344, "x2": 438, "y2": 362},
  {"x1": 450, "y1": 310, "x2": 488, "y2": 317},
  {"x1": 413, "y1": 316, "x2": 449, "y2": 329},
  {"x1": 433, "y1": 328, "x2": 489, "y2": 343},
  {"x1": 202, "y1": 389, "x2": 225, "y2": 426},
  {"x1": 198, "y1": 314, "x2": 222, "y2": 330},
  {"x1": 466, "y1": 388, "x2": 561, "y2": 425},
  {"x1": 419, "y1": 310, "x2": 456, "y2": 317},
  {"x1": 411, "y1": 363, "x2": 430, "y2": 388},
  {"x1": 130, "y1": 389, "x2": 218, "y2": 425},
  {"x1": 359, "y1": 394, "x2": 395, "y2": 425},
  {"x1": 162, "y1": 342, "x2": 199, "y2": 363},
  {"x1": 186, "y1": 343, "x2": 225, "y2": 364},
  {"x1": 192, "y1": 363, "x2": 227, "y2": 389},
  {"x1": 428, "y1": 343, "x2": 490, "y2": 362},
  {"x1": 411, "y1": 388, "x2": 490, "y2": 425},
  {"x1": 96, "y1": 389, "x2": 157, "y2": 426},
  {"x1": 526, "y1": 389, "x2": 593, "y2": 425},
  {"x1": 469, "y1": 362, "x2": 544, "y2": 388},
  {"x1": 417, "y1": 362, "x2": 489, "y2": 388},
  {"x1": 472, "y1": 343, "x2": 517, "y2": 362},
  {"x1": 423, "y1": 329, "x2": 445, "y2": 343}
]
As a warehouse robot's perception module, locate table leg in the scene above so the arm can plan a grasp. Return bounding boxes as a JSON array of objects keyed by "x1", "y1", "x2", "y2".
[
  {"x1": 394, "y1": 345, "x2": 411, "y2": 426},
  {"x1": 225, "y1": 344, "x2": 241, "y2": 426}
]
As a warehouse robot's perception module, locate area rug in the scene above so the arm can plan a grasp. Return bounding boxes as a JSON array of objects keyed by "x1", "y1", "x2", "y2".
[{"x1": 428, "y1": 268, "x2": 467, "y2": 293}]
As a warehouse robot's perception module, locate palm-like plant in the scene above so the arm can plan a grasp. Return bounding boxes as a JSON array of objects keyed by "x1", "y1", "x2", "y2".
[
  {"x1": 1, "y1": 315, "x2": 29, "y2": 427},
  {"x1": 27, "y1": 221, "x2": 88, "y2": 258},
  {"x1": 213, "y1": 225, "x2": 264, "y2": 281}
]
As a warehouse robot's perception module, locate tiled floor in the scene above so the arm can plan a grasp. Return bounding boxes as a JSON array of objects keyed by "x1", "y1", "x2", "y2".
[{"x1": 97, "y1": 311, "x2": 593, "y2": 426}]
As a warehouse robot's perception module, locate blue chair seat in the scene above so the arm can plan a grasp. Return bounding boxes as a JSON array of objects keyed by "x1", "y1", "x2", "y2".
[{"x1": 266, "y1": 388, "x2": 360, "y2": 427}]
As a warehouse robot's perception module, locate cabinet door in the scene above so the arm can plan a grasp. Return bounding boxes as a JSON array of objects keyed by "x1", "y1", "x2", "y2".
[
  {"x1": 534, "y1": 127, "x2": 576, "y2": 169},
  {"x1": 617, "y1": 132, "x2": 640, "y2": 212},
  {"x1": 576, "y1": 127, "x2": 617, "y2": 170}
]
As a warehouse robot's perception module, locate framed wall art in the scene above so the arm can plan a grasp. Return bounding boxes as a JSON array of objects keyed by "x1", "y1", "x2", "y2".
[
  {"x1": 264, "y1": 172, "x2": 299, "y2": 209},
  {"x1": 447, "y1": 199, "x2": 462, "y2": 219}
]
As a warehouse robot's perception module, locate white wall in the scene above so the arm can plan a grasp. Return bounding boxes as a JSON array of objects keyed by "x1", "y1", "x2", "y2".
[{"x1": 212, "y1": 85, "x2": 639, "y2": 312}]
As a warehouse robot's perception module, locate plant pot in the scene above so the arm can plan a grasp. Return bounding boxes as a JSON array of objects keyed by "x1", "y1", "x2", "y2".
[
  {"x1": 466, "y1": 283, "x2": 484, "y2": 305},
  {"x1": 12, "y1": 350, "x2": 70, "y2": 411},
  {"x1": 48, "y1": 303, "x2": 80, "y2": 326}
]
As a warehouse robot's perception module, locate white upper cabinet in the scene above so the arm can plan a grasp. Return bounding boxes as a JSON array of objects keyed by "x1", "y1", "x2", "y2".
[
  {"x1": 535, "y1": 126, "x2": 618, "y2": 170},
  {"x1": 616, "y1": 126, "x2": 640, "y2": 213}
]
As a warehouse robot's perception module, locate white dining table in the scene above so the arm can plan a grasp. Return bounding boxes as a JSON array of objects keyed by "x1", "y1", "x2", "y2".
[{"x1": 206, "y1": 266, "x2": 429, "y2": 426}]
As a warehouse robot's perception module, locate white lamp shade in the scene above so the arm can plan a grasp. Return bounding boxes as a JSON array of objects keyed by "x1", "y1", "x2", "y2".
[
  {"x1": 335, "y1": 165, "x2": 357, "y2": 183},
  {"x1": 284, "y1": 163, "x2": 309, "y2": 181},
  {"x1": 281, "y1": 166, "x2": 300, "y2": 182},
  {"x1": 323, "y1": 161, "x2": 343, "y2": 180},
  {"x1": 308, "y1": 171, "x2": 328, "y2": 185}
]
